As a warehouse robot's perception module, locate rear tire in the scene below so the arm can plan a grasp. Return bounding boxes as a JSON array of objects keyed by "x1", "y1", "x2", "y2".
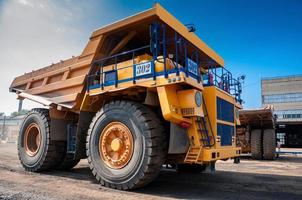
[
  {"x1": 86, "y1": 101, "x2": 167, "y2": 190},
  {"x1": 18, "y1": 108, "x2": 62, "y2": 172},
  {"x1": 263, "y1": 129, "x2": 276, "y2": 160},
  {"x1": 251, "y1": 129, "x2": 262, "y2": 160}
]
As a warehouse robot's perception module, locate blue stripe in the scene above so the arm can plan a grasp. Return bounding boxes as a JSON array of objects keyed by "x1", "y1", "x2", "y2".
[{"x1": 88, "y1": 67, "x2": 199, "y2": 90}]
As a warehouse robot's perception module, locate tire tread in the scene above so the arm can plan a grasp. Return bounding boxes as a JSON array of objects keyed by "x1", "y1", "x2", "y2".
[
  {"x1": 263, "y1": 129, "x2": 276, "y2": 160},
  {"x1": 86, "y1": 101, "x2": 167, "y2": 190},
  {"x1": 18, "y1": 108, "x2": 62, "y2": 172},
  {"x1": 251, "y1": 129, "x2": 263, "y2": 160}
]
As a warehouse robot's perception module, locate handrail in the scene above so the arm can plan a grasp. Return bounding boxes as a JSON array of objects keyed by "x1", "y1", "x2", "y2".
[
  {"x1": 87, "y1": 21, "x2": 243, "y2": 103},
  {"x1": 93, "y1": 45, "x2": 150, "y2": 64},
  {"x1": 204, "y1": 67, "x2": 243, "y2": 103}
]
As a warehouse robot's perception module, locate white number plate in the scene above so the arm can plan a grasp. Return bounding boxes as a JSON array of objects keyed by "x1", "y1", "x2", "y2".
[
  {"x1": 135, "y1": 62, "x2": 152, "y2": 77},
  {"x1": 187, "y1": 58, "x2": 198, "y2": 76}
]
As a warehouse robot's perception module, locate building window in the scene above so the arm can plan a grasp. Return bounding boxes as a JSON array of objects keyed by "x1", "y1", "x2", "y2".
[
  {"x1": 274, "y1": 110, "x2": 302, "y2": 119},
  {"x1": 263, "y1": 92, "x2": 302, "y2": 104},
  {"x1": 276, "y1": 133, "x2": 285, "y2": 145}
]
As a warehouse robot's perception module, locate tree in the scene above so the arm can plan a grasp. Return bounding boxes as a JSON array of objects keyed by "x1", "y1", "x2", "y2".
[
  {"x1": 0, "y1": 112, "x2": 4, "y2": 117},
  {"x1": 10, "y1": 109, "x2": 29, "y2": 117}
]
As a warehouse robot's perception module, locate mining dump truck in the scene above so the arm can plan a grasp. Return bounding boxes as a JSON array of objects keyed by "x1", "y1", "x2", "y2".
[
  {"x1": 10, "y1": 4, "x2": 242, "y2": 190},
  {"x1": 237, "y1": 107, "x2": 276, "y2": 160}
]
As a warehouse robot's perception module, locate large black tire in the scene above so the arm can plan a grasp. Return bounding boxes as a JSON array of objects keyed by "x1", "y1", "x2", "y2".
[
  {"x1": 263, "y1": 129, "x2": 276, "y2": 160},
  {"x1": 55, "y1": 142, "x2": 81, "y2": 170},
  {"x1": 86, "y1": 101, "x2": 167, "y2": 190},
  {"x1": 176, "y1": 164, "x2": 206, "y2": 173},
  {"x1": 18, "y1": 108, "x2": 62, "y2": 172},
  {"x1": 251, "y1": 129, "x2": 262, "y2": 160}
]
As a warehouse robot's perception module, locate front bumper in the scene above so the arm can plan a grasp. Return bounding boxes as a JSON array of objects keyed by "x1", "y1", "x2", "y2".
[{"x1": 201, "y1": 146, "x2": 241, "y2": 162}]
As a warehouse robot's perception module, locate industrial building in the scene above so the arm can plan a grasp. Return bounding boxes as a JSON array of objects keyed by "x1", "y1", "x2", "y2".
[
  {"x1": 262, "y1": 75, "x2": 302, "y2": 147},
  {"x1": 0, "y1": 115, "x2": 25, "y2": 143}
]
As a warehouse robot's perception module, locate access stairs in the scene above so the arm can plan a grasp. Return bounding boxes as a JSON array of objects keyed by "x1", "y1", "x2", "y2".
[{"x1": 184, "y1": 114, "x2": 215, "y2": 164}]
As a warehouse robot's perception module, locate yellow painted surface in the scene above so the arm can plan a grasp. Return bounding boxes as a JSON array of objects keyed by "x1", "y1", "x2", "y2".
[
  {"x1": 203, "y1": 87, "x2": 218, "y2": 147},
  {"x1": 100, "y1": 55, "x2": 175, "y2": 81},
  {"x1": 177, "y1": 89, "x2": 204, "y2": 117},
  {"x1": 216, "y1": 119, "x2": 235, "y2": 127},
  {"x1": 201, "y1": 146, "x2": 241, "y2": 162},
  {"x1": 181, "y1": 86, "x2": 240, "y2": 163},
  {"x1": 157, "y1": 85, "x2": 191, "y2": 124},
  {"x1": 187, "y1": 117, "x2": 203, "y2": 147}
]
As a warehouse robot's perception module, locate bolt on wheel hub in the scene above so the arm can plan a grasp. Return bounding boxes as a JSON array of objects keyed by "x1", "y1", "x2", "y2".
[{"x1": 99, "y1": 122, "x2": 134, "y2": 169}]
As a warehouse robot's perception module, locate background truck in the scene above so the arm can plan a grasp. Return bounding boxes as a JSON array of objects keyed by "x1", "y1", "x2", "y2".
[
  {"x1": 236, "y1": 107, "x2": 276, "y2": 160},
  {"x1": 9, "y1": 4, "x2": 242, "y2": 190}
]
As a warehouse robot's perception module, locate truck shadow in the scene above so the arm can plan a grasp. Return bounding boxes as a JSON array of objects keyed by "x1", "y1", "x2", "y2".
[
  {"x1": 46, "y1": 166, "x2": 98, "y2": 183},
  {"x1": 240, "y1": 155, "x2": 302, "y2": 164},
  {"x1": 46, "y1": 164, "x2": 302, "y2": 200},
  {"x1": 136, "y1": 169, "x2": 302, "y2": 200}
]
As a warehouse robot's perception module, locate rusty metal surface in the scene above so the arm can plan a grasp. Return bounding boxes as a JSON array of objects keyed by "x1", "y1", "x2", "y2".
[{"x1": 239, "y1": 108, "x2": 275, "y2": 128}]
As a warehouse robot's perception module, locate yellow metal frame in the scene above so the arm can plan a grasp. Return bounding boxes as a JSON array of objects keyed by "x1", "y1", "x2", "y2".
[
  {"x1": 83, "y1": 69, "x2": 241, "y2": 164},
  {"x1": 183, "y1": 86, "x2": 240, "y2": 164},
  {"x1": 201, "y1": 147, "x2": 241, "y2": 162},
  {"x1": 203, "y1": 86, "x2": 237, "y2": 149}
]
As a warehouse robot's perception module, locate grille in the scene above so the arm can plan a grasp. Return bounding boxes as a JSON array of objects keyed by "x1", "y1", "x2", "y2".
[{"x1": 181, "y1": 108, "x2": 195, "y2": 116}]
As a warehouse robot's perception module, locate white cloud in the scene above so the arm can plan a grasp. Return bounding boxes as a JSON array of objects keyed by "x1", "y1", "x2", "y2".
[
  {"x1": 0, "y1": 0, "x2": 93, "y2": 115},
  {"x1": 16, "y1": 0, "x2": 34, "y2": 7},
  {"x1": 0, "y1": 0, "x2": 141, "y2": 115}
]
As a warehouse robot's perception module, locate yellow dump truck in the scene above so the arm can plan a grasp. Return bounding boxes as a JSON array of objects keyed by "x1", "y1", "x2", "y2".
[
  {"x1": 237, "y1": 107, "x2": 276, "y2": 160},
  {"x1": 10, "y1": 4, "x2": 242, "y2": 190}
]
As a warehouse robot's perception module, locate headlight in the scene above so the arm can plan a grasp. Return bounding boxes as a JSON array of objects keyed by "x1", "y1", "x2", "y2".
[{"x1": 195, "y1": 91, "x2": 202, "y2": 107}]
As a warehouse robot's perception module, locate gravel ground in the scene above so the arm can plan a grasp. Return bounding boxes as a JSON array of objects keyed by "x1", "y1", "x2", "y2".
[{"x1": 0, "y1": 143, "x2": 302, "y2": 200}]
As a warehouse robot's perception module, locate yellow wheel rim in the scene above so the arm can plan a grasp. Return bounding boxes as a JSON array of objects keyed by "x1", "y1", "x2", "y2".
[
  {"x1": 24, "y1": 123, "x2": 41, "y2": 157},
  {"x1": 99, "y1": 122, "x2": 134, "y2": 169}
]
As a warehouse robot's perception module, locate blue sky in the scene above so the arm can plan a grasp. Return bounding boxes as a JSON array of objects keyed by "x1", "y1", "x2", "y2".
[{"x1": 0, "y1": 0, "x2": 302, "y2": 114}]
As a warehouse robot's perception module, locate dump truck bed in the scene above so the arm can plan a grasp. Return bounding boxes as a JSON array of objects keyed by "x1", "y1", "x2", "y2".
[
  {"x1": 239, "y1": 108, "x2": 275, "y2": 129},
  {"x1": 237, "y1": 107, "x2": 276, "y2": 158},
  {"x1": 9, "y1": 56, "x2": 92, "y2": 109}
]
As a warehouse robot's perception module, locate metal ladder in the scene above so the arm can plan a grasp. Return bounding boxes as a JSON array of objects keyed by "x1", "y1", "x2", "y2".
[
  {"x1": 184, "y1": 146, "x2": 203, "y2": 164},
  {"x1": 184, "y1": 97, "x2": 215, "y2": 164},
  {"x1": 184, "y1": 116, "x2": 212, "y2": 163},
  {"x1": 196, "y1": 116, "x2": 212, "y2": 147}
]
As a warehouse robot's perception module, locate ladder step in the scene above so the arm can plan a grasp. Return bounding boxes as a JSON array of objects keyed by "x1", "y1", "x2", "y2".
[
  {"x1": 187, "y1": 153, "x2": 198, "y2": 155},
  {"x1": 184, "y1": 146, "x2": 203, "y2": 164},
  {"x1": 186, "y1": 157, "x2": 196, "y2": 159},
  {"x1": 187, "y1": 154, "x2": 198, "y2": 156}
]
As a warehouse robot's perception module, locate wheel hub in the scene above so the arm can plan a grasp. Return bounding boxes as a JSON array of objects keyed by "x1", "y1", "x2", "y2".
[
  {"x1": 111, "y1": 138, "x2": 123, "y2": 151},
  {"x1": 99, "y1": 122, "x2": 134, "y2": 169},
  {"x1": 24, "y1": 123, "x2": 41, "y2": 157}
]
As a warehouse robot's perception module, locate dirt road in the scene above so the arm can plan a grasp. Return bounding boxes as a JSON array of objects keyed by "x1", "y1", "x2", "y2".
[{"x1": 0, "y1": 143, "x2": 302, "y2": 200}]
